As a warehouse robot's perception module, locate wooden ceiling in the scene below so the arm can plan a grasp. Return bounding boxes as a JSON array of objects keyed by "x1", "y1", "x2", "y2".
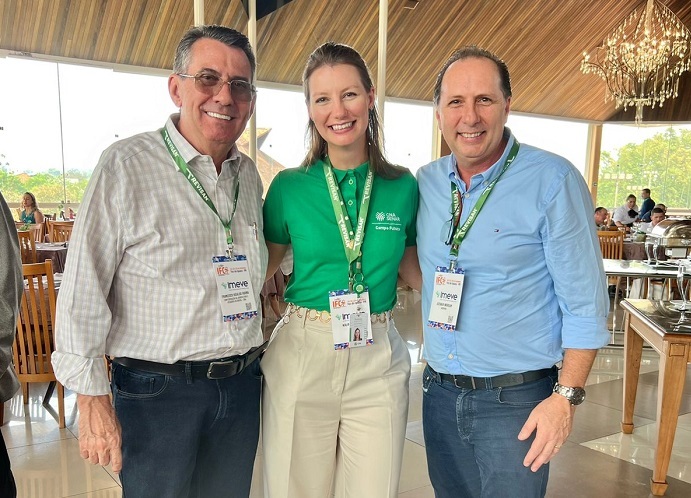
[{"x1": 2, "y1": 0, "x2": 691, "y2": 123}]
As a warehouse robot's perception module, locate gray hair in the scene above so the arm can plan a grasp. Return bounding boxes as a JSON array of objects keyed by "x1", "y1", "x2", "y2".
[{"x1": 173, "y1": 25, "x2": 256, "y2": 80}]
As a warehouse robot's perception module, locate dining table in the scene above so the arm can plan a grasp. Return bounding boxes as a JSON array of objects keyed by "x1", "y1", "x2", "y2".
[
  {"x1": 604, "y1": 259, "x2": 691, "y2": 340},
  {"x1": 35, "y1": 242, "x2": 68, "y2": 273},
  {"x1": 621, "y1": 299, "x2": 691, "y2": 496}
]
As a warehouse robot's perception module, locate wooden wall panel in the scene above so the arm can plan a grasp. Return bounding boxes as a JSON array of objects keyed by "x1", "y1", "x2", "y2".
[{"x1": 0, "y1": 0, "x2": 690, "y2": 123}]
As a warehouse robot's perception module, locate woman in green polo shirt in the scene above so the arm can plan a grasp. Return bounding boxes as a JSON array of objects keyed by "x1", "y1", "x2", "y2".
[{"x1": 261, "y1": 42, "x2": 419, "y2": 498}]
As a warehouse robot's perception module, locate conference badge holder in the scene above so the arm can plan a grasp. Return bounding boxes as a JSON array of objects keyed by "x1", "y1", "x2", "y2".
[
  {"x1": 428, "y1": 266, "x2": 465, "y2": 331},
  {"x1": 329, "y1": 289, "x2": 372, "y2": 350},
  {"x1": 212, "y1": 255, "x2": 258, "y2": 322}
]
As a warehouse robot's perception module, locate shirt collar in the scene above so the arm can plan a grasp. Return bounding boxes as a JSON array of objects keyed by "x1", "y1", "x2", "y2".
[
  {"x1": 447, "y1": 127, "x2": 516, "y2": 189},
  {"x1": 165, "y1": 114, "x2": 241, "y2": 169},
  {"x1": 314, "y1": 157, "x2": 370, "y2": 183}
]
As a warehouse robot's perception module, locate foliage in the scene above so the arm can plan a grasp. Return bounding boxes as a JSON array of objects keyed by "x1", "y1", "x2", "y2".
[
  {"x1": 597, "y1": 128, "x2": 691, "y2": 210},
  {"x1": 0, "y1": 164, "x2": 90, "y2": 206}
]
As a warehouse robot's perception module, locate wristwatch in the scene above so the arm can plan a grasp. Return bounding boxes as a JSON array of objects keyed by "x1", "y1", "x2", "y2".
[{"x1": 553, "y1": 383, "x2": 586, "y2": 405}]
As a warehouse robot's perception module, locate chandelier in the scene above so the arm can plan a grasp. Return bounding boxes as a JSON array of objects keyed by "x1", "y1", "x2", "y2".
[{"x1": 581, "y1": 0, "x2": 691, "y2": 123}]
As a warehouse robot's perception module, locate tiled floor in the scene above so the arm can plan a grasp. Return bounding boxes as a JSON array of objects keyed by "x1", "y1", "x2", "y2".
[{"x1": 4, "y1": 289, "x2": 691, "y2": 497}]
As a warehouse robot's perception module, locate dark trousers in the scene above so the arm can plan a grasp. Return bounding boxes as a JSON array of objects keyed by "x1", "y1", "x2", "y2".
[
  {"x1": 111, "y1": 359, "x2": 262, "y2": 498},
  {"x1": 422, "y1": 364, "x2": 557, "y2": 498},
  {"x1": 0, "y1": 431, "x2": 16, "y2": 498}
]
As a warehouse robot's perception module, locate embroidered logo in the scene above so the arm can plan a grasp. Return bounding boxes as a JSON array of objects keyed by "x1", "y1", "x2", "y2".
[{"x1": 373, "y1": 211, "x2": 402, "y2": 232}]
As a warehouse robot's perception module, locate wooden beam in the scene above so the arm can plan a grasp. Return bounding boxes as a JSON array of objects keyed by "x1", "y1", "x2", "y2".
[{"x1": 585, "y1": 123, "x2": 603, "y2": 206}]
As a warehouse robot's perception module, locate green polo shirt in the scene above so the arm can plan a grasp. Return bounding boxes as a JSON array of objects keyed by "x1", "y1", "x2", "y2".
[{"x1": 263, "y1": 159, "x2": 418, "y2": 313}]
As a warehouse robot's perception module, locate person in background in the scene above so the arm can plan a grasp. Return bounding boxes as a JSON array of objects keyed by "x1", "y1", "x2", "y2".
[
  {"x1": 650, "y1": 207, "x2": 666, "y2": 228},
  {"x1": 261, "y1": 42, "x2": 419, "y2": 498},
  {"x1": 18, "y1": 192, "x2": 44, "y2": 225},
  {"x1": 638, "y1": 188, "x2": 655, "y2": 222},
  {"x1": 0, "y1": 191, "x2": 21, "y2": 498},
  {"x1": 654, "y1": 203, "x2": 667, "y2": 215},
  {"x1": 593, "y1": 206, "x2": 609, "y2": 229},
  {"x1": 612, "y1": 194, "x2": 638, "y2": 228},
  {"x1": 52, "y1": 25, "x2": 267, "y2": 498},
  {"x1": 415, "y1": 46, "x2": 609, "y2": 497}
]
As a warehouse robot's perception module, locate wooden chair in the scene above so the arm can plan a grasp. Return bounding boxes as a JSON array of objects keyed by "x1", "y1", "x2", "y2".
[
  {"x1": 598, "y1": 231, "x2": 624, "y2": 259},
  {"x1": 13, "y1": 260, "x2": 65, "y2": 428},
  {"x1": 48, "y1": 221, "x2": 73, "y2": 243},
  {"x1": 17, "y1": 230, "x2": 37, "y2": 264}
]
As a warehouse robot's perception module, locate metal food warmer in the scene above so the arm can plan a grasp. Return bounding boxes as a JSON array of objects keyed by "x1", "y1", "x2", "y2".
[{"x1": 644, "y1": 219, "x2": 691, "y2": 269}]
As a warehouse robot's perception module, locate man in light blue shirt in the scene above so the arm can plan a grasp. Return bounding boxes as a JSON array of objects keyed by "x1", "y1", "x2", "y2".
[{"x1": 416, "y1": 46, "x2": 609, "y2": 497}]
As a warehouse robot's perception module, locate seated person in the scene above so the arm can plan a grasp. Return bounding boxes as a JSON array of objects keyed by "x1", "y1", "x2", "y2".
[
  {"x1": 593, "y1": 206, "x2": 609, "y2": 229},
  {"x1": 18, "y1": 192, "x2": 44, "y2": 225},
  {"x1": 612, "y1": 194, "x2": 638, "y2": 228},
  {"x1": 654, "y1": 203, "x2": 667, "y2": 214},
  {"x1": 650, "y1": 207, "x2": 666, "y2": 228}
]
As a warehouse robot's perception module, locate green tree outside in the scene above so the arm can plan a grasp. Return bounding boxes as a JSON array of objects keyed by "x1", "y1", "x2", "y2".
[{"x1": 597, "y1": 128, "x2": 691, "y2": 210}]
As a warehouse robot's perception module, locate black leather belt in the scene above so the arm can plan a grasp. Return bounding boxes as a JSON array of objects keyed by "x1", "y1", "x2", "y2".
[
  {"x1": 429, "y1": 365, "x2": 557, "y2": 390},
  {"x1": 113, "y1": 342, "x2": 267, "y2": 380}
]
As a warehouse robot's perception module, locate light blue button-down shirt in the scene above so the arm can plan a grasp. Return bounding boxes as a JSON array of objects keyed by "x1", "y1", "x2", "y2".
[{"x1": 416, "y1": 129, "x2": 609, "y2": 376}]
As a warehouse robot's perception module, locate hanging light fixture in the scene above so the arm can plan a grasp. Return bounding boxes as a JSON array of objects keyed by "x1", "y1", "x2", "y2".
[{"x1": 581, "y1": 0, "x2": 691, "y2": 123}]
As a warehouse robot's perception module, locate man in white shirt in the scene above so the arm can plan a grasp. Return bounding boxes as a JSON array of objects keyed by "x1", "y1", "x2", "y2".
[
  {"x1": 52, "y1": 26, "x2": 268, "y2": 498},
  {"x1": 612, "y1": 194, "x2": 638, "y2": 228}
]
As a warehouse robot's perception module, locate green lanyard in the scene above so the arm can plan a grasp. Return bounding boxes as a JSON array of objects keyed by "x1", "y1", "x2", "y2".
[
  {"x1": 323, "y1": 161, "x2": 374, "y2": 293},
  {"x1": 161, "y1": 128, "x2": 240, "y2": 256},
  {"x1": 448, "y1": 140, "x2": 520, "y2": 269}
]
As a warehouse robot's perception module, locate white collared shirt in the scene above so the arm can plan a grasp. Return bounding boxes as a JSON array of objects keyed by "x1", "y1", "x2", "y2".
[{"x1": 52, "y1": 115, "x2": 268, "y2": 395}]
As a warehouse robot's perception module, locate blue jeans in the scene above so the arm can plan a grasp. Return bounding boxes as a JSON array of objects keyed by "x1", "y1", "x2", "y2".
[
  {"x1": 111, "y1": 359, "x2": 262, "y2": 498},
  {"x1": 422, "y1": 365, "x2": 557, "y2": 498}
]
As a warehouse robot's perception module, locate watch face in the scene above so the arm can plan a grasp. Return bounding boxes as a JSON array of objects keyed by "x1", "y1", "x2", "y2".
[
  {"x1": 571, "y1": 387, "x2": 586, "y2": 405},
  {"x1": 555, "y1": 384, "x2": 586, "y2": 405}
]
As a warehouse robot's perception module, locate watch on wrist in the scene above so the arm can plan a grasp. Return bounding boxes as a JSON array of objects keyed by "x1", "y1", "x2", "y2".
[{"x1": 553, "y1": 383, "x2": 586, "y2": 405}]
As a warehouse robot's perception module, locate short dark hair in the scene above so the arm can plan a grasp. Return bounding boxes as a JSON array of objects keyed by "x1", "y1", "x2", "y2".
[
  {"x1": 173, "y1": 25, "x2": 256, "y2": 80},
  {"x1": 594, "y1": 206, "x2": 607, "y2": 214},
  {"x1": 642, "y1": 188, "x2": 651, "y2": 195},
  {"x1": 433, "y1": 46, "x2": 511, "y2": 106},
  {"x1": 626, "y1": 194, "x2": 636, "y2": 201},
  {"x1": 651, "y1": 207, "x2": 665, "y2": 215}
]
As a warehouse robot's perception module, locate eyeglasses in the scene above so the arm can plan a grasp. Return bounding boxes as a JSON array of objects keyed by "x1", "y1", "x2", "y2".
[{"x1": 177, "y1": 72, "x2": 256, "y2": 102}]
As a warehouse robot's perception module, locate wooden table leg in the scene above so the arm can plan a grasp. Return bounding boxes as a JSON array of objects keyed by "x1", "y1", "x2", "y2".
[
  {"x1": 622, "y1": 312, "x2": 643, "y2": 434},
  {"x1": 651, "y1": 342, "x2": 690, "y2": 496}
]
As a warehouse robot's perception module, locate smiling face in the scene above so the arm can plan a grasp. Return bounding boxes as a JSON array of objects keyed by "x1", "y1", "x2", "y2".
[
  {"x1": 626, "y1": 196, "x2": 636, "y2": 209},
  {"x1": 306, "y1": 63, "x2": 374, "y2": 164},
  {"x1": 168, "y1": 38, "x2": 255, "y2": 162},
  {"x1": 436, "y1": 57, "x2": 511, "y2": 177}
]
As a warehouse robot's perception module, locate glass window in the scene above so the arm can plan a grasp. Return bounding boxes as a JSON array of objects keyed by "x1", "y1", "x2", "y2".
[
  {"x1": 598, "y1": 124, "x2": 691, "y2": 211},
  {"x1": 507, "y1": 114, "x2": 590, "y2": 176},
  {"x1": 383, "y1": 100, "x2": 434, "y2": 174}
]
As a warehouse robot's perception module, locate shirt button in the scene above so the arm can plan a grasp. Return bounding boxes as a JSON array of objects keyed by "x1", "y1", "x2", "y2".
[
  {"x1": 348, "y1": 179, "x2": 354, "y2": 185},
  {"x1": 447, "y1": 353, "x2": 454, "y2": 359},
  {"x1": 482, "y1": 181, "x2": 488, "y2": 187},
  {"x1": 347, "y1": 200, "x2": 354, "y2": 206},
  {"x1": 464, "y1": 193, "x2": 470, "y2": 199}
]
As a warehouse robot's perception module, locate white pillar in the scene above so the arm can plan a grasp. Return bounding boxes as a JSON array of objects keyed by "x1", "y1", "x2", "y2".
[{"x1": 377, "y1": 0, "x2": 388, "y2": 123}]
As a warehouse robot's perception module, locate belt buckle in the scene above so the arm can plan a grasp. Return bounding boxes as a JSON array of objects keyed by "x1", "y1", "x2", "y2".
[
  {"x1": 452, "y1": 375, "x2": 465, "y2": 389},
  {"x1": 207, "y1": 358, "x2": 241, "y2": 379}
]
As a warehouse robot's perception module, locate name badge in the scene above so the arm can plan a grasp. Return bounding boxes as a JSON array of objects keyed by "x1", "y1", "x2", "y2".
[
  {"x1": 212, "y1": 255, "x2": 258, "y2": 322},
  {"x1": 328, "y1": 289, "x2": 372, "y2": 350},
  {"x1": 428, "y1": 266, "x2": 465, "y2": 331}
]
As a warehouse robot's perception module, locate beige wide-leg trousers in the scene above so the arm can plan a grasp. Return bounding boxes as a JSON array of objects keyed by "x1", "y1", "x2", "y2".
[{"x1": 261, "y1": 311, "x2": 411, "y2": 498}]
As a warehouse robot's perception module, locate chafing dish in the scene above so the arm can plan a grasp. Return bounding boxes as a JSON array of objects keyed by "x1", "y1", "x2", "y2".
[{"x1": 646, "y1": 219, "x2": 691, "y2": 260}]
